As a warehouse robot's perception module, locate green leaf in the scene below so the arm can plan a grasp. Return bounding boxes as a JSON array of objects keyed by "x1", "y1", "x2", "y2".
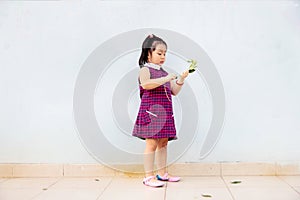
[
  {"x1": 187, "y1": 59, "x2": 198, "y2": 73},
  {"x1": 230, "y1": 180, "x2": 242, "y2": 184},
  {"x1": 201, "y1": 193, "x2": 212, "y2": 198}
]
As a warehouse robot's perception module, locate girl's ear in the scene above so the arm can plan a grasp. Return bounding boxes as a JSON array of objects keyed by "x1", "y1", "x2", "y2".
[{"x1": 147, "y1": 51, "x2": 152, "y2": 62}]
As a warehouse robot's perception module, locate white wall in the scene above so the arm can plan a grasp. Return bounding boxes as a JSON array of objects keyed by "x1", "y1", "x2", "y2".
[{"x1": 0, "y1": 1, "x2": 300, "y2": 164}]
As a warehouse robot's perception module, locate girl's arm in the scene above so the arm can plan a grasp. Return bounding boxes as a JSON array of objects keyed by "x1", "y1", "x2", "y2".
[
  {"x1": 139, "y1": 67, "x2": 176, "y2": 90},
  {"x1": 171, "y1": 70, "x2": 189, "y2": 96}
]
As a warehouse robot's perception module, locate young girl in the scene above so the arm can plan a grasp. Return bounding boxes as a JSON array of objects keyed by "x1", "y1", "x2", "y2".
[{"x1": 132, "y1": 34, "x2": 189, "y2": 187}]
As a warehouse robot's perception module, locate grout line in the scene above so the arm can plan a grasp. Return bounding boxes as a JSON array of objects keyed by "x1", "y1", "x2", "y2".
[
  {"x1": 221, "y1": 176, "x2": 235, "y2": 200},
  {"x1": 164, "y1": 182, "x2": 168, "y2": 200},
  {"x1": 96, "y1": 177, "x2": 114, "y2": 200},
  {"x1": 44, "y1": 177, "x2": 64, "y2": 190},
  {"x1": 277, "y1": 175, "x2": 300, "y2": 196},
  {"x1": 29, "y1": 177, "x2": 62, "y2": 200},
  {"x1": 29, "y1": 189, "x2": 48, "y2": 200}
]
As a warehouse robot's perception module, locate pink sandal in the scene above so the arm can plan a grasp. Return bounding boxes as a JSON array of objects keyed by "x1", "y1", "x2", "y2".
[
  {"x1": 143, "y1": 176, "x2": 165, "y2": 187},
  {"x1": 156, "y1": 173, "x2": 181, "y2": 182}
]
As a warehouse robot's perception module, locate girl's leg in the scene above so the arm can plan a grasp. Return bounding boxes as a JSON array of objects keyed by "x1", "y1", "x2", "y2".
[
  {"x1": 156, "y1": 138, "x2": 181, "y2": 182},
  {"x1": 144, "y1": 138, "x2": 158, "y2": 177},
  {"x1": 156, "y1": 138, "x2": 168, "y2": 176}
]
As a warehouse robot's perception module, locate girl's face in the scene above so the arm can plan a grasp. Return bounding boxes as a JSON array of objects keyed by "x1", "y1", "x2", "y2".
[{"x1": 148, "y1": 44, "x2": 167, "y2": 66}]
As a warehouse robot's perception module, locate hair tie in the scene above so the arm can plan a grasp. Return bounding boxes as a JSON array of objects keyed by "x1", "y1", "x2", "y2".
[{"x1": 148, "y1": 34, "x2": 153, "y2": 38}]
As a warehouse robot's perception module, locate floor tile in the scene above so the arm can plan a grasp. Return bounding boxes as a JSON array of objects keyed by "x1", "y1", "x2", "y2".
[
  {"x1": 0, "y1": 188, "x2": 43, "y2": 200},
  {"x1": 294, "y1": 186, "x2": 300, "y2": 194},
  {"x1": 98, "y1": 187, "x2": 165, "y2": 200},
  {"x1": 0, "y1": 178, "x2": 59, "y2": 189},
  {"x1": 49, "y1": 177, "x2": 112, "y2": 189},
  {"x1": 166, "y1": 188, "x2": 233, "y2": 200},
  {"x1": 0, "y1": 178, "x2": 7, "y2": 183},
  {"x1": 166, "y1": 177, "x2": 227, "y2": 189},
  {"x1": 279, "y1": 176, "x2": 300, "y2": 187},
  {"x1": 223, "y1": 176, "x2": 290, "y2": 188},
  {"x1": 33, "y1": 188, "x2": 104, "y2": 200},
  {"x1": 107, "y1": 177, "x2": 150, "y2": 189},
  {"x1": 229, "y1": 187, "x2": 300, "y2": 200},
  {"x1": 97, "y1": 177, "x2": 165, "y2": 200},
  {"x1": 0, "y1": 176, "x2": 299, "y2": 200}
]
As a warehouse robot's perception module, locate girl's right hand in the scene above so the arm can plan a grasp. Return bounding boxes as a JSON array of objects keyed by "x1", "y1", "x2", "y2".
[{"x1": 166, "y1": 73, "x2": 177, "y2": 81}]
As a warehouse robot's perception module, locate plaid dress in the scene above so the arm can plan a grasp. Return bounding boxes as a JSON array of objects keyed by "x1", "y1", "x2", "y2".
[{"x1": 132, "y1": 65, "x2": 177, "y2": 140}]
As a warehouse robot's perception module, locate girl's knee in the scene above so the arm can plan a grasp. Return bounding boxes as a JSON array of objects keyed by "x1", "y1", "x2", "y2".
[
  {"x1": 158, "y1": 138, "x2": 168, "y2": 148},
  {"x1": 146, "y1": 139, "x2": 158, "y2": 150}
]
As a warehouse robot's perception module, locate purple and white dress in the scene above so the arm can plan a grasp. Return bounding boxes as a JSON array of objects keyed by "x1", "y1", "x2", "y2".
[{"x1": 132, "y1": 63, "x2": 177, "y2": 141}]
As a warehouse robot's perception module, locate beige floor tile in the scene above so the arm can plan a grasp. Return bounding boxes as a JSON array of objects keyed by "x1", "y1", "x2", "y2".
[
  {"x1": 50, "y1": 177, "x2": 112, "y2": 189},
  {"x1": 294, "y1": 186, "x2": 300, "y2": 193},
  {"x1": 33, "y1": 188, "x2": 104, "y2": 200},
  {"x1": 0, "y1": 188, "x2": 43, "y2": 200},
  {"x1": 0, "y1": 178, "x2": 59, "y2": 189},
  {"x1": 166, "y1": 177, "x2": 226, "y2": 189},
  {"x1": 107, "y1": 177, "x2": 149, "y2": 189},
  {"x1": 229, "y1": 188, "x2": 300, "y2": 200},
  {"x1": 0, "y1": 178, "x2": 7, "y2": 183},
  {"x1": 279, "y1": 176, "x2": 300, "y2": 187},
  {"x1": 1, "y1": 175, "x2": 299, "y2": 200},
  {"x1": 223, "y1": 176, "x2": 290, "y2": 188},
  {"x1": 166, "y1": 188, "x2": 233, "y2": 200},
  {"x1": 98, "y1": 187, "x2": 165, "y2": 200}
]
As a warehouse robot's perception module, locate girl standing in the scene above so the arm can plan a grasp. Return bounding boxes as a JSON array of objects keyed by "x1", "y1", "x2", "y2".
[{"x1": 132, "y1": 34, "x2": 189, "y2": 187}]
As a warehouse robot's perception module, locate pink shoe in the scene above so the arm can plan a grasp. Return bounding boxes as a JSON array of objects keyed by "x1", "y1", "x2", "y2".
[
  {"x1": 143, "y1": 176, "x2": 165, "y2": 187},
  {"x1": 156, "y1": 173, "x2": 181, "y2": 182}
]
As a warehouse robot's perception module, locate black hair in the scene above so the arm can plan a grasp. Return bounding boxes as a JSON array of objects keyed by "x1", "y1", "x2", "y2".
[{"x1": 138, "y1": 34, "x2": 167, "y2": 68}]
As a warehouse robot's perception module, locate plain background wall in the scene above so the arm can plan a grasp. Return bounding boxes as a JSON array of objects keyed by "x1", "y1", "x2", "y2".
[{"x1": 0, "y1": 1, "x2": 300, "y2": 164}]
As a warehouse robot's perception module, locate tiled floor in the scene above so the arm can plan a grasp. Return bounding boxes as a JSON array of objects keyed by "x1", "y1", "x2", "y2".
[{"x1": 0, "y1": 176, "x2": 299, "y2": 200}]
